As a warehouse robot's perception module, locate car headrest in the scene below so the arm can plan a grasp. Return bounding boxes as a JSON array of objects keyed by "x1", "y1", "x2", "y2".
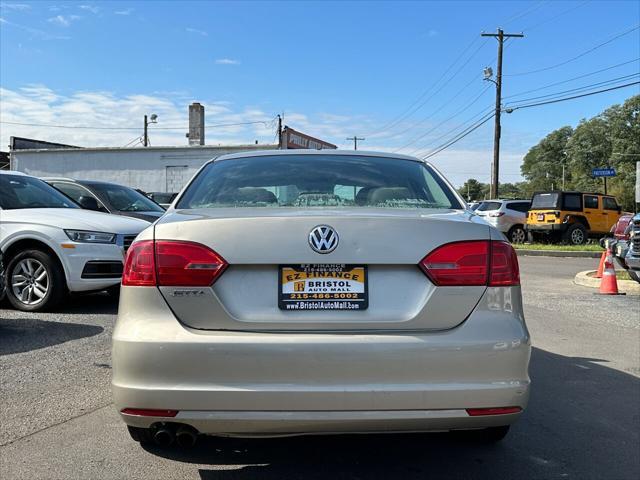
[
  {"x1": 368, "y1": 187, "x2": 412, "y2": 204},
  {"x1": 235, "y1": 187, "x2": 278, "y2": 204}
]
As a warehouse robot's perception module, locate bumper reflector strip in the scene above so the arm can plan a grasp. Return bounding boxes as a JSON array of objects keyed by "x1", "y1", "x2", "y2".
[
  {"x1": 120, "y1": 408, "x2": 178, "y2": 417},
  {"x1": 466, "y1": 407, "x2": 522, "y2": 416}
]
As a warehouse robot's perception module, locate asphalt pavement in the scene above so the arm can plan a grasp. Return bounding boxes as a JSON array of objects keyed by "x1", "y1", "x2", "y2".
[{"x1": 1, "y1": 256, "x2": 638, "y2": 480}]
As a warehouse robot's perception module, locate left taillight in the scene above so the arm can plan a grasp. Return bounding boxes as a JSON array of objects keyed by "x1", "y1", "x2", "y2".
[
  {"x1": 419, "y1": 240, "x2": 519, "y2": 287},
  {"x1": 122, "y1": 240, "x2": 156, "y2": 286},
  {"x1": 122, "y1": 240, "x2": 228, "y2": 287}
]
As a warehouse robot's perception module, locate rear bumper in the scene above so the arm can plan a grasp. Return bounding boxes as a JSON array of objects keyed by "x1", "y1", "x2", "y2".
[
  {"x1": 525, "y1": 223, "x2": 565, "y2": 233},
  {"x1": 122, "y1": 409, "x2": 523, "y2": 436},
  {"x1": 626, "y1": 253, "x2": 640, "y2": 271},
  {"x1": 112, "y1": 286, "x2": 531, "y2": 435}
]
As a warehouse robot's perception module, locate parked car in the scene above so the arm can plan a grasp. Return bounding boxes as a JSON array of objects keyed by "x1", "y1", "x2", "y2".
[
  {"x1": 146, "y1": 192, "x2": 178, "y2": 209},
  {"x1": 44, "y1": 178, "x2": 165, "y2": 223},
  {"x1": 624, "y1": 214, "x2": 640, "y2": 283},
  {"x1": 474, "y1": 199, "x2": 531, "y2": 243},
  {"x1": 0, "y1": 171, "x2": 149, "y2": 311},
  {"x1": 0, "y1": 250, "x2": 5, "y2": 302},
  {"x1": 467, "y1": 201, "x2": 481, "y2": 211},
  {"x1": 525, "y1": 191, "x2": 623, "y2": 245},
  {"x1": 113, "y1": 150, "x2": 530, "y2": 448}
]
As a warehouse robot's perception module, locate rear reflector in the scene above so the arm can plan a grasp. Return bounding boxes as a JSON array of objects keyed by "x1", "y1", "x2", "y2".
[
  {"x1": 121, "y1": 240, "x2": 156, "y2": 286},
  {"x1": 419, "y1": 240, "x2": 519, "y2": 287},
  {"x1": 120, "y1": 408, "x2": 178, "y2": 417},
  {"x1": 122, "y1": 240, "x2": 228, "y2": 287},
  {"x1": 466, "y1": 407, "x2": 522, "y2": 416}
]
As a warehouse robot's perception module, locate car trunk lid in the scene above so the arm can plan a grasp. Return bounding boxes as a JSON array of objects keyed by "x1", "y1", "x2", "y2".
[{"x1": 153, "y1": 208, "x2": 491, "y2": 332}]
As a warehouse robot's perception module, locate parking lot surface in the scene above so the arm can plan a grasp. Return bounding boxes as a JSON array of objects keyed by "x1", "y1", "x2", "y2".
[{"x1": 1, "y1": 256, "x2": 638, "y2": 480}]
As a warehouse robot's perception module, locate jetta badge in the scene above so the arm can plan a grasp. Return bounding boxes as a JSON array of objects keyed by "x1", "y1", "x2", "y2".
[{"x1": 309, "y1": 225, "x2": 339, "y2": 254}]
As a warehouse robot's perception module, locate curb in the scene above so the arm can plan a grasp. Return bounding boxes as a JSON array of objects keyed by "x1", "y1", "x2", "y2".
[
  {"x1": 574, "y1": 270, "x2": 640, "y2": 295},
  {"x1": 515, "y1": 249, "x2": 601, "y2": 258}
]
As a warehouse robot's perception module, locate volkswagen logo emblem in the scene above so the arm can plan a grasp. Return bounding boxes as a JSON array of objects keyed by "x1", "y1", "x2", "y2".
[{"x1": 308, "y1": 225, "x2": 339, "y2": 254}]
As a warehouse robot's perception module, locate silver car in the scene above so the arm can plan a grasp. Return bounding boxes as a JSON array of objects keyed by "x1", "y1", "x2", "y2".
[
  {"x1": 475, "y1": 199, "x2": 531, "y2": 243},
  {"x1": 113, "y1": 150, "x2": 530, "y2": 448}
]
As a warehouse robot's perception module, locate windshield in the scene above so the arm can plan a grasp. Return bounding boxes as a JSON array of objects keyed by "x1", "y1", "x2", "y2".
[
  {"x1": 476, "y1": 201, "x2": 502, "y2": 212},
  {"x1": 86, "y1": 183, "x2": 164, "y2": 212},
  {"x1": 531, "y1": 193, "x2": 560, "y2": 209},
  {"x1": 0, "y1": 174, "x2": 79, "y2": 210},
  {"x1": 177, "y1": 155, "x2": 463, "y2": 210}
]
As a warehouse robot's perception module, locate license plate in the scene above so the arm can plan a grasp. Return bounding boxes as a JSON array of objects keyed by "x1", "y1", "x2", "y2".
[
  {"x1": 279, "y1": 264, "x2": 368, "y2": 311},
  {"x1": 537, "y1": 214, "x2": 545, "y2": 221}
]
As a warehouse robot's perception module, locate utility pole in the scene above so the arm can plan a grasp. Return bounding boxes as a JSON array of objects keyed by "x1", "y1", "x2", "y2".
[
  {"x1": 143, "y1": 113, "x2": 157, "y2": 147},
  {"x1": 143, "y1": 115, "x2": 148, "y2": 147},
  {"x1": 346, "y1": 136, "x2": 365, "y2": 150},
  {"x1": 481, "y1": 28, "x2": 523, "y2": 199},
  {"x1": 277, "y1": 114, "x2": 283, "y2": 148}
]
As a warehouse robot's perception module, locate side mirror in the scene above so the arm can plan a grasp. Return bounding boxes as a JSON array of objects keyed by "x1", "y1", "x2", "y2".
[{"x1": 78, "y1": 195, "x2": 101, "y2": 211}]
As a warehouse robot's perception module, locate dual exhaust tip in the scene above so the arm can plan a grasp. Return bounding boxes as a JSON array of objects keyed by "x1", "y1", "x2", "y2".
[{"x1": 154, "y1": 424, "x2": 198, "y2": 448}]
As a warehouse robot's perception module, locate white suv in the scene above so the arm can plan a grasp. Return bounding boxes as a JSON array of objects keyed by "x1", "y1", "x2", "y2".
[
  {"x1": 0, "y1": 171, "x2": 149, "y2": 311},
  {"x1": 475, "y1": 199, "x2": 531, "y2": 243}
]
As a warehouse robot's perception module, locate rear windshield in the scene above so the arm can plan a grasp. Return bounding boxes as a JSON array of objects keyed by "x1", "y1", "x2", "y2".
[
  {"x1": 531, "y1": 193, "x2": 560, "y2": 209},
  {"x1": 476, "y1": 201, "x2": 502, "y2": 211},
  {"x1": 177, "y1": 155, "x2": 463, "y2": 210}
]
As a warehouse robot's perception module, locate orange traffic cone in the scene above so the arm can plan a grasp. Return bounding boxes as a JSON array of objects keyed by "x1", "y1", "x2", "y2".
[
  {"x1": 595, "y1": 249, "x2": 606, "y2": 279},
  {"x1": 598, "y1": 247, "x2": 625, "y2": 295}
]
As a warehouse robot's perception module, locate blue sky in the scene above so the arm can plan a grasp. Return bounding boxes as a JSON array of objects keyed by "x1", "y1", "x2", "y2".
[{"x1": 1, "y1": 0, "x2": 639, "y2": 186}]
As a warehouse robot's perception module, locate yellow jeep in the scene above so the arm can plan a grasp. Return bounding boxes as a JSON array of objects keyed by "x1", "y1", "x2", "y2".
[{"x1": 525, "y1": 191, "x2": 623, "y2": 245}]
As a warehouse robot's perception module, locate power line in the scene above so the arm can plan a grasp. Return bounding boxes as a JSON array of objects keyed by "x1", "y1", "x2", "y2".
[
  {"x1": 505, "y1": 80, "x2": 640, "y2": 111},
  {"x1": 421, "y1": 112, "x2": 496, "y2": 160},
  {"x1": 505, "y1": 24, "x2": 640, "y2": 76},
  {"x1": 0, "y1": 119, "x2": 275, "y2": 130},
  {"x1": 408, "y1": 105, "x2": 495, "y2": 156},
  {"x1": 395, "y1": 85, "x2": 492, "y2": 152},
  {"x1": 369, "y1": 39, "x2": 490, "y2": 138},
  {"x1": 505, "y1": 73, "x2": 639, "y2": 104},
  {"x1": 366, "y1": 37, "x2": 483, "y2": 137},
  {"x1": 520, "y1": 0, "x2": 590, "y2": 33},
  {"x1": 504, "y1": 58, "x2": 640, "y2": 99}
]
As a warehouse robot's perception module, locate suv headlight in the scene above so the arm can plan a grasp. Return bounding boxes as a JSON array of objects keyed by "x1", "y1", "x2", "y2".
[{"x1": 64, "y1": 230, "x2": 116, "y2": 244}]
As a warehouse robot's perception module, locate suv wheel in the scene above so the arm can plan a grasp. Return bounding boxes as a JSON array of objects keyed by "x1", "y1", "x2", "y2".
[
  {"x1": 508, "y1": 226, "x2": 526, "y2": 244},
  {"x1": 563, "y1": 223, "x2": 587, "y2": 245},
  {"x1": 5, "y1": 249, "x2": 66, "y2": 312}
]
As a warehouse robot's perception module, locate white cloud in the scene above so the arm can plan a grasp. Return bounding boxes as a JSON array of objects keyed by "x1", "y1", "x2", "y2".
[
  {"x1": 114, "y1": 8, "x2": 133, "y2": 16},
  {"x1": 47, "y1": 14, "x2": 80, "y2": 27},
  {"x1": 1, "y1": 3, "x2": 31, "y2": 10},
  {"x1": 1, "y1": 16, "x2": 70, "y2": 39},
  {"x1": 0, "y1": 85, "x2": 374, "y2": 152},
  {"x1": 79, "y1": 5, "x2": 99, "y2": 14},
  {"x1": 185, "y1": 27, "x2": 208, "y2": 36},
  {"x1": 215, "y1": 58, "x2": 240, "y2": 65},
  {"x1": 428, "y1": 29, "x2": 438, "y2": 37}
]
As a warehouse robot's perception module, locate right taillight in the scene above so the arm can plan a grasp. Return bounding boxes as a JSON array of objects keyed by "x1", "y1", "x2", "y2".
[
  {"x1": 122, "y1": 239, "x2": 228, "y2": 287},
  {"x1": 419, "y1": 240, "x2": 519, "y2": 287}
]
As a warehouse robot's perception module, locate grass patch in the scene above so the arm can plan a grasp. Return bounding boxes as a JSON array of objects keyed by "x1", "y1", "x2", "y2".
[
  {"x1": 587, "y1": 270, "x2": 632, "y2": 281},
  {"x1": 512, "y1": 243, "x2": 602, "y2": 252}
]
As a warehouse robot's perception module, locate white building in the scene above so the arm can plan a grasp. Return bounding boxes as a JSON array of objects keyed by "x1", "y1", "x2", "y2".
[{"x1": 10, "y1": 144, "x2": 276, "y2": 193}]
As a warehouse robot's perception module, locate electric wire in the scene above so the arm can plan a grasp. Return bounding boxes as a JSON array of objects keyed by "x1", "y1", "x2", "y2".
[
  {"x1": 504, "y1": 24, "x2": 640, "y2": 76},
  {"x1": 421, "y1": 112, "x2": 496, "y2": 160},
  {"x1": 395, "y1": 85, "x2": 493, "y2": 152},
  {"x1": 0, "y1": 119, "x2": 275, "y2": 130},
  {"x1": 505, "y1": 80, "x2": 640, "y2": 111},
  {"x1": 503, "y1": 58, "x2": 640, "y2": 100}
]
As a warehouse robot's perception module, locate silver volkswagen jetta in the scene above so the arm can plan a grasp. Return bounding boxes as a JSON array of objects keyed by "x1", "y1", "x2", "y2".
[{"x1": 113, "y1": 150, "x2": 530, "y2": 447}]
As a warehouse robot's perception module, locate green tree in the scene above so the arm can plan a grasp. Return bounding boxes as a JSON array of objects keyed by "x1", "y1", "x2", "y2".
[
  {"x1": 521, "y1": 126, "x2": 573, "y2": 192},
  {"x1": 458, "y1": 178, "x2": 489, "y2": 201}
]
